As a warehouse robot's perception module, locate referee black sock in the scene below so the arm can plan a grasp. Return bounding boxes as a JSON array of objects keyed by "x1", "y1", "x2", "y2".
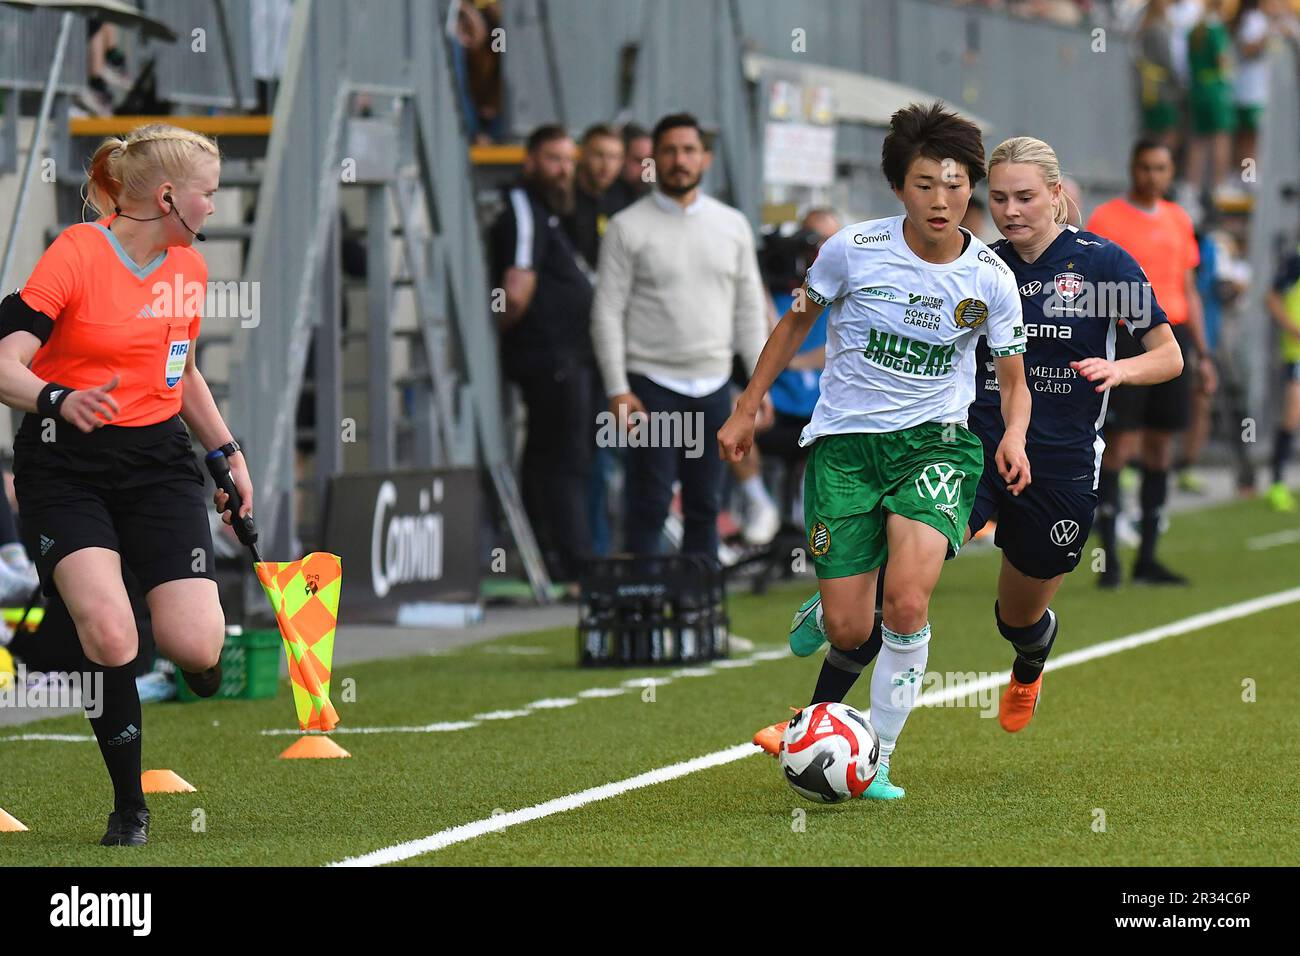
[
  {"x1": 1097, "y1": 467, "x2": 1121, "y2": 574},
  {"x1": 1138, "y1": 467, "x2": 1169, "y2": 567},
  {"x1": 810, "y1": 610, "x2": 883, "y2": 706},
  {"x1": 85, "y1": 662, "x2": 146, "y2": 814},
  {"x1": 1273, "y1": 429, "x2": 1294, "y2": 485}
]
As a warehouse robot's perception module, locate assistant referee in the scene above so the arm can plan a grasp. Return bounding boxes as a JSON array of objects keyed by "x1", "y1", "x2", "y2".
[{"x1": 0, "y1": 124, "x2": 252, "y2": 846}]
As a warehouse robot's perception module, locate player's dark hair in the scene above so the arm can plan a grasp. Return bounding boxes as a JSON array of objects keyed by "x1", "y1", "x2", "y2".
[
  {"x1": 881, "y1": 101, "x2": 985, "y2": 190},
  {"x1": 651, "y1": 112, "x2": 709, "y2": 151},
  {"x1": 1130, "y1": 137, "x2": 1171, "y2": 166},
  {"x1": 525, "y1": 124, "x2": 570, "y2": 154}
]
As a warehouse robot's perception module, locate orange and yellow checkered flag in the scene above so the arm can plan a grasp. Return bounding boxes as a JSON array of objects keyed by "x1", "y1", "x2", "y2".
[{"x1": 255, "y1": 552, "x2": 342, "y2": 732}]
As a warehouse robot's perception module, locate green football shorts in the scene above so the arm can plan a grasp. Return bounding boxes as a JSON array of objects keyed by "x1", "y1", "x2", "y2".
[{"x1": 802, "y1": 421, "x2": 985, "y2": 579}]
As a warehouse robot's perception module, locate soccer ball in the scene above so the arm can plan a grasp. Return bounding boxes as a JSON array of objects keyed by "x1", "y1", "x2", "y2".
[{"x1": 778, "y1": 702, "x2": 880, "y2": 803}]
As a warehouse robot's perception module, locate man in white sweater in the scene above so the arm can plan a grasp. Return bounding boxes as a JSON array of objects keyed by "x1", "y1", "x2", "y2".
[{"x1": 590, "y1": 113, "x2": 770, "y2": 559}]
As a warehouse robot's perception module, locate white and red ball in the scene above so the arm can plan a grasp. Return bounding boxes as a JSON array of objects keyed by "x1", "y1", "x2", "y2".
[{"x1": 778, "y1": 702, "x2": 880, "y2": 803}]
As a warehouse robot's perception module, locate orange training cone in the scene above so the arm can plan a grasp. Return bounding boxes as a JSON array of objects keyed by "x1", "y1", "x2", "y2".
[
  {"x1": 0, "y1": 808, "x2": 28, "y2": 832},
  {"x1": 279, "y1": 735, "x2": 350, "y2": 759},
  {"x1": 141, "y1": 769, "x2": 197, "y2": 793}
]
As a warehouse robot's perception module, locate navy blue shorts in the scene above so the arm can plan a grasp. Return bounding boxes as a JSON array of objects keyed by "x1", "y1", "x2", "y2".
[{"x1": 968, "y1": 467, "x2": 1098, "y2": 579}]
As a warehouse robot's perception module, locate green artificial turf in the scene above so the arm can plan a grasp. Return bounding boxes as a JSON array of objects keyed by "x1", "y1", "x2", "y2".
[{"x1": 1, "y1": 498, "x2": 1297, "y2": 866}]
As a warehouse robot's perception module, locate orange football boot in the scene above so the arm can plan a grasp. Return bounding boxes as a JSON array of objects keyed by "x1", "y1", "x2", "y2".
[{"x1": 999, "y1": 673, "x2": 1043, "y2": 732}]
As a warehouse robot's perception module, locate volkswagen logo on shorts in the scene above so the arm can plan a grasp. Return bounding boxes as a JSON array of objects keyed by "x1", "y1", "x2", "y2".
[{"x1": 1050, "y1": 519, "x2": 1080, "y2": 546}]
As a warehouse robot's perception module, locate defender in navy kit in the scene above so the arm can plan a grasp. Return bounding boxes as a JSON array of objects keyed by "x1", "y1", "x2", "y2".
[{"x1": 971, "y1": 137, "x2": 1184, "y2": 731}]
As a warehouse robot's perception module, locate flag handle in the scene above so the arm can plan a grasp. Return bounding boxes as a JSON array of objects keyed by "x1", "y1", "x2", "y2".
[{"x1": 205, "y1": 449, "x2": 263, "y2": 564}]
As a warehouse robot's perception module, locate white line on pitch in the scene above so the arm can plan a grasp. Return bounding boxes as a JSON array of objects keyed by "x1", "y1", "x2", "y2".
[
  {"x1": 0, "y1": 733, "x2": 96, "y2": 743},
  {"x1": 1246, "y1": 528, "x2": 1300, "y2": 550},
  {"x1": 328, "y1": 585, "x2": 1300, "y2": 867},
  {"x1": 328, "y1": 743, "x2": 761, "y2": 867}
]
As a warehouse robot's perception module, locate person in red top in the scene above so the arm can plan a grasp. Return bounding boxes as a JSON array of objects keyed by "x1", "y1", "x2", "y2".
[
  {"x1": 0, "y1": 123, "x2": 253, "y2": 846},
  {"x1": 1086, "y1": 139, "x2": 1216, "y2": 588}
]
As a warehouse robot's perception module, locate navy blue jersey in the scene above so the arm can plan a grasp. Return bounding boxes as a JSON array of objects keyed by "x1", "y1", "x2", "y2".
[{"x1": 969, "y1": 226, "x2": 1169, "y2": 490}]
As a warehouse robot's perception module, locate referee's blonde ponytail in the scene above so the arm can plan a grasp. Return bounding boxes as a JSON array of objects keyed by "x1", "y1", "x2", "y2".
[
  {"x1": 988, "y1": 136, "x2": 1075, "y2": 226},
  {"x1": 85, "y1": 124, "x2": 220, "y2": 219}
]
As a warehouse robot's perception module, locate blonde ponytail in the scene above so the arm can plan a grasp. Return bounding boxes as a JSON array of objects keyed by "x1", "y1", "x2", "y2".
[{"x1": 83, "y1": 123, "x2": 220, "y2": 219}]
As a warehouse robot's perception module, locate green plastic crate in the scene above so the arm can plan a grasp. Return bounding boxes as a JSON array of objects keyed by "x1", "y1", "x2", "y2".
[{"x1": 175, "y1": 628, "x2": 282, "y2": 702}]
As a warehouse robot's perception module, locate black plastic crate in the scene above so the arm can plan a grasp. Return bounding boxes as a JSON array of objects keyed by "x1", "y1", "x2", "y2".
[{"x1": 578, "y1": 555, "x2": 730, "y2": 666}]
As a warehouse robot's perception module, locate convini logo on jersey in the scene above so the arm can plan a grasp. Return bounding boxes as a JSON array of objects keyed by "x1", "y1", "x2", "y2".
[
  {"x1": 852, "y1": 231, "x2": 890, "y2": 245},
  {"x1": 863, "y1": 329, "x2": 956, "y2": 376},
  {"x1": 165, "y1": 340, "x2": 189, "y2": 388},
  {"x1": 50, "y1": 886, "x2": 151, "y2": 936}
]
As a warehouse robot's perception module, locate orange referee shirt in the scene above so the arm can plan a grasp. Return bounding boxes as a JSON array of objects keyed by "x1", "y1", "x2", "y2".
[
  {"x1": 1086, "y1": 198, "x2": 1199, "y2": 326},
  {"x1": 19, "y1": 218, "x2": 205, "y2": 427}
]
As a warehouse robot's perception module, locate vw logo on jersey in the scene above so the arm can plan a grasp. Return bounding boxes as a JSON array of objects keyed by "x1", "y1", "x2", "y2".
[
  {"x1": 1019, "y1": 280, "x2": 1042, "y2": 297},
  {"x1": 1049, "y1": 519, "x2": 1080, "y2": 546},
  {"x1": 1054, "y1": 272, "x2": 1084, "y2": 301}
]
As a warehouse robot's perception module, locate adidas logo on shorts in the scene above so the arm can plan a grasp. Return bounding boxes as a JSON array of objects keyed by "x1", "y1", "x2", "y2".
[{"x1": 39, "y1": 534, "x2": 54, "y2": 556}]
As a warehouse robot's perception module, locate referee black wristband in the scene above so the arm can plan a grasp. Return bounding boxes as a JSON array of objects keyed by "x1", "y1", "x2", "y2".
[{"x1": 36, "y1": 382, "x2": 73, "y2": 419}]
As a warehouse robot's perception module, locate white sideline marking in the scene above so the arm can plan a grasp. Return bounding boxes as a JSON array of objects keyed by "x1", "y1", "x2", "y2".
[
  {"x1": 1246, "y1": 529, "x2": 1300, "y2": 551},
  {"x1": 256, "y1": 641, "x2": 779, "y2": 737},
  {"x1": 917, "y1": 585, "x2": 1300, "y2": 707},
  {"x1": 621, "y1": 677, "x2": 672, "y2": 689},
  {"x1": 328, "y1": 586, "x2": 1300, "y2": 867},
  {"x1": 0, "y1": 733, "x2": 95, "y2": 743},
  {"x1": 473, "y1": 710, "x2": 531, "y2": 721},
  {"x1": 329, "y1": 743, "x2": 761, "y2": 867},
  {"x1": 260, "y1": 721, "x2": 478, "y2": 737}
]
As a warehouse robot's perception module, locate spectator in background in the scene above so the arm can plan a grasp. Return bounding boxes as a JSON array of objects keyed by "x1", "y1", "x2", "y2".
[
  {"x1": 450, "y1": 0, "x2": 504, "y2": 144},
  {"x1": 81, "y1": 19, "x2": 131, "y2": 117},
  {"x1": 566, "y1": 124, "x2": 625, "y2": 270},
  {"x1": 0, "y1": 467, "x2": 38, "y2": 604},
  {"x1": 1061, "y1": 175, "x2": 1085, "y2": 226},
  {"x1": 756, "y1": 208, "x2": 842, "y2": 527},
  {"x1": 1184, "y1": 0, "x2": 1237, "y2": 208},
  {"x1": 489, "y1": 125, "x2": 595, "y2": 584},
  {"x1": 1266, "y1": 237, "x2": 1300, "y2": 512},
  {"x1": 1231, "y1": 0, "x2": 1272, "y2": 184},
  {"x1": 1176, "y1": 223, "x2": 1225, "y2": 492},
  {"x1": 591, "y1": 113, "x2": 769, "y2": 560},
  {"x1": 1134, "y1": 0, "x2": 1181, "y2": 151},
  {"x1": 251, "y1": 0, "x2": 293, "y2": 114},
  {"x1": 607, "y1": 123, "x2": 654, "y2": 211},
  {"x1": 565, "y1": 124, "x2": 627, "y2": 559}
]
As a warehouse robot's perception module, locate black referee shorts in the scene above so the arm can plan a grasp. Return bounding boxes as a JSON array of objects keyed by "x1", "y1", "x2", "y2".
[
  {"x1": 12, "y1": 414, "x2": 217, "y2": 599},
  {"x1": 1105, "y1": 324, "x2": 1193, "y2": 432}
]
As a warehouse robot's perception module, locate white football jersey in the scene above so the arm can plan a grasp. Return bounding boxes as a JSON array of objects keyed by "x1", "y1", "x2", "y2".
[{"x1": 799, "y1": 215, "x2": 1025, "y2": 443}]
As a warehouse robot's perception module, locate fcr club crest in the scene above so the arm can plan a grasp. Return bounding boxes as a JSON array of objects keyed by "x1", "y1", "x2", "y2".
[{"x1": 1054, "y1": 272, "x2": 1084, "y2": 301}]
